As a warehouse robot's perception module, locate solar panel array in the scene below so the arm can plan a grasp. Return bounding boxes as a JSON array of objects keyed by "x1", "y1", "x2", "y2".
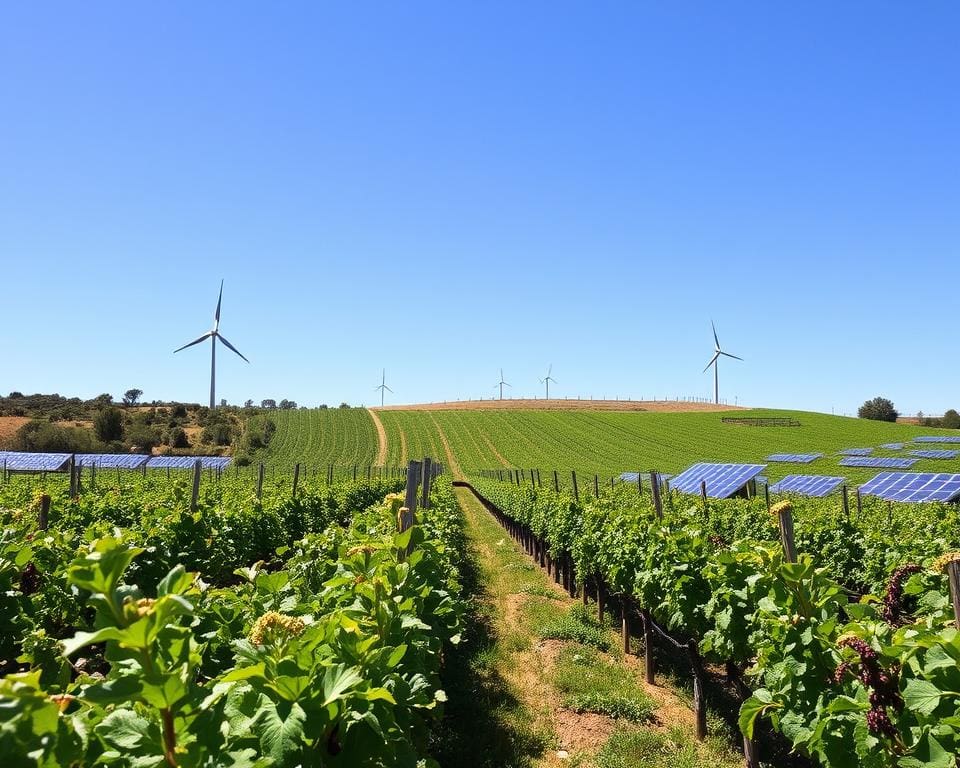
[
  {"x1": 840, "y1": 457, "x2": 917, "y2": 469},
  {"x1": 619, "y1": 471, "x2": 672, "y2": 484},
  {"x1": 881, "y1": 443, "x2": 904, "y2": 450},
  {"x1": 145, "y1": 456, "x2": 232, "y2": 470},
  {"x1": 769, "y1": 474, "x2": 845, "y2": 497},
  {"x1": 860, "y1": 472, "x2": 960, "y2": 503},
  {"x1": 914, "y1": 436, "x2": 960, "y2": 444},
  {"x1": 909, "y1": 450, "x2": 960, "y2": 460},
  {"x1": 765, "y1": 453, "x2": 822, "y2": 463},
  {"x1": 839, "y1": 448, "x2": 873, "y2": 456},
  {"x1": 76, "y1": 454, "x2": 150, "y2": 469},
  {"x1": 670, "y1": 462, "x2": 766, "y2": 499},
  {"x1": 0, "y1": 452, "x2": 71, "y2": 471}
]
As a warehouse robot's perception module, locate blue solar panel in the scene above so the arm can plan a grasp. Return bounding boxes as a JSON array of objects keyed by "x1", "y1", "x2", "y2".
[
  {"x1": 670, "y1": 462, "x2": 766, "y2": 499},
  {"x1": 765, "y1": 453, "x2": 822, "y2": 463},
  {"x1": 881, "y1": 443, "x2": 904, "y2": 450},
  {"x1": 860, "y1": 472, "x2": 960, "y2": 503},
  {"x1": 76, "y1": 454, "x2": 150, "y2": 469},
  {"x1": 840, "y1": 457, "x2": 917, "y2": 469},
  {"x1": 909, "y1": 450, "x2": 960, "y2": 460},
  {"x1": 0, "y1": 452, "x2": 71, "y2": 471},
  {"x1": 839, "y1": 448, "x2": 874, "y2": 456},
  {"x1": 914, "y1": 436, "x2": 960, "y2": 444},
  {"x1": 145, "y1": 456, "x2": 232, "y2": 470},
  {"x1": 619, "y1": 471, "x2": 672, "y2": 484},
  {"x1": 769, "y1": 474, "x2": 845, "y2": 497}
]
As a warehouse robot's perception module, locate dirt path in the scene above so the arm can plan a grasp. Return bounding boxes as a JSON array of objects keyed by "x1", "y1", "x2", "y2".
[
  {"x1": 481, "y1": 434, "x2": 511, "y2": 467},
  {"x1": 428, "y1": 413, "x2": 463, "y2": 479},
  {"x1": 367, "y1": 408, "x2": 388, "y2": 466}
]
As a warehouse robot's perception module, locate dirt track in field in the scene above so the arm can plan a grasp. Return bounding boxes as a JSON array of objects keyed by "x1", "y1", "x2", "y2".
[
  {"x1": 372, "y1": 398, "x2": 744, "y2": 413},
  {"x1": 367, "y1": 408, "x2": 388, "y2": 466}
]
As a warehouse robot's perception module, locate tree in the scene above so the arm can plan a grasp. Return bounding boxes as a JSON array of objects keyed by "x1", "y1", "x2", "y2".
[
  {"x1": 261, "y1": 399, "x2": 277, "y2": 409},
  {"x1": 123, "y1": 389, "x2": 143, "y2": 407},
  {"x1": 279, "y1": 399, "x2": 297, "y2": 410},
  {"x1": 167, "y1": 427, "x2": 190, "y2": 449},
  {"x1": 942, "y1": 409, "x2": 960, "y2": 429},
  {"x1": 858, "y1": 396, "x2": 898, "y2": 422},
  {"x1": 244, "y1": 399, "x2": 254, "y2": 408},
  {"x1": 94, "y1": 407, "x2": 125, "y2": 442}
]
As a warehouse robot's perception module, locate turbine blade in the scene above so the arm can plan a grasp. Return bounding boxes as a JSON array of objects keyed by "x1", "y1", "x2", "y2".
[
  {"x1": 504, "y1": 381, "x2": 512, "y2": 387},
  {"x1": 385, "y1": 385, "x2": 393, "y2": 393},
  {"x1": 216, "y1": 333, "x2": 250, "y2": 363},
  {"x1": 214, "y1": 280, "x2": 224, "y2": 327},
  {"x1": 721, "y1": 351, "x2": 743, "y2": 361},
  {"x1": 702, "y1": 352, "x2": 720, "y2": 373},
  {"x1": 711, "y1": 319, "x2": 719, "y2": 349},
  {"x1": 174, "y1": 332, "x2": 213, "y2": 353}
]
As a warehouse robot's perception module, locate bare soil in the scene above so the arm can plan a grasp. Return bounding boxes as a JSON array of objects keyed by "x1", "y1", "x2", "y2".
[
  {"x1": 367, "y1": 408, "x2": 388, "y2": 466},
  {"x1": 373, "y1": 398, "x2": 744, "y2": 413},
  {"x1": 0, "y1": 416, "x2": 31, "y2": 446}
]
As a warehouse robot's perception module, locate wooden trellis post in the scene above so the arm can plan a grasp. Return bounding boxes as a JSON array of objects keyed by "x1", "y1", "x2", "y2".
[
  {"x1": 421, "y1": 457, "x2": 433, "y2": 509},
  {"x1": 190, "y1": 459, "x2": 202, "y2": 513}
]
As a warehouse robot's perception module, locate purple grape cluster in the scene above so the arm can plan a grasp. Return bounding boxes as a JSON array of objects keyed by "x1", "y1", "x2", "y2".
[
  {"x1": 19, "y1": 562, "x2": 40, "y2": 596},
  {"x1": 836, "y1": 636, "x2": 903, "y2": 738},
  {"x1": 882, "y1": 563, "x2": 922, "y2": 625}
]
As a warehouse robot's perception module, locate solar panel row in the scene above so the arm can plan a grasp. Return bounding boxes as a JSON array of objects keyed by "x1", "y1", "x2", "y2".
[
  {"x1": 765, "y1": 453, "x2": 822, "y2": 463},
  {"x1": 881, "y1": 443, "x2": 904, "y2": 450},
  {"x1": 909, "y1": 450, "x2": 960, "y2": 460},
  {"x1": 0, "y1": 451, "x2": 231, "y2": 472},
  {"x1": 76, "y1": 454, "x2": 151, "y2": 469},
  {"x1": 0, "y1": 452, "x2": 71, "y2": 471},
  {"x1": 839, "y1": 448, "x2": 874, "y2": 456},
  {"x1": 670, "y1": 462, "x2": 766, "y2": 499},
  {"x1": 914, "y1": 436, "x2": 960, "y2": 444},
  {"x1": 145, "y1": 456, "x2": 232, "y2": 470},
  {"x1": 840, "y1": 457, "x2": 917, "y2": 469},
  {"x1": 860, "y1": 472, "x2": 960, "y2": 503},
  {"x1": 769, "y1": 474, "x2": 845, "y2": 497}
]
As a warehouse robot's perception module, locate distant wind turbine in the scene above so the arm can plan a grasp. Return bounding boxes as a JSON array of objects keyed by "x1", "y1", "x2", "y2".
[
  {"x1": 375, "y1": 369, "x2": 393, "y2": 407},
  {"x1": 495, "y1": 369, "x2": 511, "y2": 401},
  {"x1": 539, "y1": 364, "x2": 558, "y2": 399},
  {"x1": 703, "y1": 320, "x2": 741, "y2": 405},
  {"x1": 174, "y1": 280, "x2": 249, "y2": 408}
]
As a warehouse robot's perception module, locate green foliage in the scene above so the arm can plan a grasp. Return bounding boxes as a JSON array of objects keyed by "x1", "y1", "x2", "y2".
[
  {"x1": 859, "y1": 396, "x2": 899, "y2": 422},
  {"x1": 12, "y1": 419, "x2": 97, "y2": 453},
  {"x1": 94, "y1": 407, "x2": 125, "y2": 442}
]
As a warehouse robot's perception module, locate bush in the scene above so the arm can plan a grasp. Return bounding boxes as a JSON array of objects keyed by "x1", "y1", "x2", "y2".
[
  {"x1": 93, "y1": 408, "x2": 124, "y2": 442},
  {"x1": 858, "y1": 396, "x2": 898, "y2": 422},
  {"x1": 12, "y1": 420, "x2": 97, "y2": 453},
  {"x1": 167, "y1": 427, "x2": 190, "y2": 449},
  {"x1": 126, "y1": 423, "x2": 161, "y2": 453}
]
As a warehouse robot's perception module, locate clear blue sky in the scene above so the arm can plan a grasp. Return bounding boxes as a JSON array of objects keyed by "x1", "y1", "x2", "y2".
[{"x1": 1, "y1": 3, "x2": 957, "y2": 415}]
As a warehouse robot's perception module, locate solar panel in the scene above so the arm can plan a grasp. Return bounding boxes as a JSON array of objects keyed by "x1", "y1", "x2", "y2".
[
  {"x1": 145, "y1": 456, "x2": 232, "y2": 470},
  {"x1": 881, "y1": 443, "x2": 904, "y2": 450},
  {"x1": 769, "y1": 474, "x2": 845, "y2": 497},
  {"x1": 670, "y1": 462, "x2": 766, "y2": 499},
  {"x1": 913, "y1": 436, "x2": 960, "y2": 444},
  {"x1": 860, "y1": 472, "x2": 960, "y2": 503},
  {"x1": 0, "y1": 452, "x2": 72, "y2": 472},
  {"x1": 909, "y1": 450, "x2": 960, "y2": 460},
  {"x1": 839, "y1": 457, "x2": 917, "y2": 469},
  {"x1": 765, "y1": 453, "x2": 822, "y2": 463},
  {"x1": 619, "y1": 471, "x2": 672, "y2": 484},
  {"x1": 76, "y1": 454, "x2": 150, "y2": 469},
  {"x1": 839, "y1": 448, "x2": 874, "y2": 456}
]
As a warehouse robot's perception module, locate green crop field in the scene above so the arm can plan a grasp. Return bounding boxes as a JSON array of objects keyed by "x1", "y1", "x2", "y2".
[
  {"x1": 257, "y1": 406, "x2": 960, "y2": 486},
  {"x1": 262, "y1": 407, "x2": 379, "y2": 468}
]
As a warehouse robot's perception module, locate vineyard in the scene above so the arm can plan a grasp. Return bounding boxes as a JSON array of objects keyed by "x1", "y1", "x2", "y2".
[
  {"x1": 258, "y1": 407, "x2": 960, "y2": 485},
  {"x1": 469, "y1": 475, "x2": 960, "y2": 767},
  {"x1": 0, "y1": 469, "x2": 465, "y2": 766}
]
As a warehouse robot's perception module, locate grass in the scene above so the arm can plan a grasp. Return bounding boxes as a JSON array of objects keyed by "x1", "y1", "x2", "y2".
[
  {"x1": 594, "y1": 726, "x2": 742, "y2": 768},
  {"x1": 252, "y1": 406, "x2": 960, "y2": 485},
  {"x1": 536, "y1": 603, "x2": 612, "y2": 651},
  {"x1": 552, "y1": 645, "x2": 653, "y2": 722}
]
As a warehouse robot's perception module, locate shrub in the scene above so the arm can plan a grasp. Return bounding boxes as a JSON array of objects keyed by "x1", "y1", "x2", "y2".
[
  {"x1": 93, "y1": 407, "x2": 124, "y2": 442},
  {"x1": 167, "y1": 427, "x2": 190, "y2": 449},
  {"x1": 858, "y1": 396, "x2": 898, "y2": 422},
  {"x1": 12, "y1": 420, "x2": 97, "y2": 453}
]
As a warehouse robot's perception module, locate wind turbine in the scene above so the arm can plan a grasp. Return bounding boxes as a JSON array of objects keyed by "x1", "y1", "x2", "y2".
[
  {"x1": 703, "y1": 320, "x2": 741, "y2": 405},
  {"x1": 375, "y1": 369, "x2": 393, "y2": 407},
  {"x1": 495, "y1": 369, "x2": 511, "y2": 401},
  {"x1": 174, "y1": 280, "x2": 249, "y2": 408},
  {"x1": 539, "y1": 364, "x2": 558, "y2": 399}
]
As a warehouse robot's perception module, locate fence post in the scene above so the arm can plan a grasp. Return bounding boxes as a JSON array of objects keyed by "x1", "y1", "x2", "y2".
[
  {"x1": 764, "y1": 482, "x2": 770, "y2": 511},
  {"x1": 743, "y1": 735, "x2": 760, "y2": 768},
  {"x1": 593, "y1": 474, "x2": 599, "y2": 497},
  {"x1": 292, "y1": 463, "x2": 300, "y2": 498},
  {"x1": 946, "y1": 560, "x2": 960, "y2": 630},
  {"x1": 69, "y1": 455, "x2": 77, "y2": 499},
  {"x1": 421, "y1": 457, "x2": 433, "y2": 509},
  {"x1": 401, "y1": 460, "x2": 421, "y2": 532},
  {"x1": 531, "y1": 469, "x2": 536, "y2": 488},
  {"x1": 700, "y1": 480, "x2": 708, "y2": 513},
  {"x1": 38, "y1": 494, "x2": 50, "y2": 531},
  {"x1": 190, "y1": 459, "x2": 202, "y2": 513},
  {"x1": 649, "y1": 471, "x2": 663, "y2": 519},
  {"x1": 553, "y1": 470, "x2": 559, "y2": 492},
  {"x1": 257, "y1": 463, "x2": 264, "y2": 499},
  {"x1": 842, "y1": 485, "x2": 850, "y2": 521},
  {"x1": 571, "y1": 471, "x2": 579, "y2": 501},
  {"x1": 777, "y1": 503, "x2": 797, "y2": 563},
  {"x1": 856, "y1": 488, "x2": 863, "y2": 516},
  {"x1": 642, "y1": 609, "x2": 654, "y2": 683},
  {"x1": 688, "y1": 641, "x2": 707, "y2": 741},
  {"x1": 622, "y1": 597, "x2": 631, "y2": 654},
  {"x1": 597, "y1": 579, "x2": 606, "y2": 624}
]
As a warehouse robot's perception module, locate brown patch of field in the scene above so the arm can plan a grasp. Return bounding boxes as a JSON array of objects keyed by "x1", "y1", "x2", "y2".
[
  {"x1": 374, "y1": 398, "x2": 744, "y2": 413},
  {"x1": 0, "y1": 416, "x2": 31, "y2": 446}
]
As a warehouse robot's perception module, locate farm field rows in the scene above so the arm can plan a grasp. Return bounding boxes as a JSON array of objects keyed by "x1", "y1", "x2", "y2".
[{"x1": 261, "y1": 406, "x2": 960, "y2": 486}]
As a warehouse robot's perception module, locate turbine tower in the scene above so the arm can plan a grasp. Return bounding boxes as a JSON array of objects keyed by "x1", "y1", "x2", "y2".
[
  {"x1": 174, "y1": 280, "x2": 249, "y2": 408},
  {"x1": 375, "y1": 369, "x2": 393, "y2": 407},
  {"x1": 703, "y1": 320, "x2": 741, "y2": 405},
  {"x1": 539, "y1": 364, "x2": 558, "y2": 399},
  {"x1": 495, "y1": 369, "x2": 511, "y2": 401}
]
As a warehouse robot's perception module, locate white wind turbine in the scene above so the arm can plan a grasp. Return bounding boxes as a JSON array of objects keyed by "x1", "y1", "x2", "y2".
[
  {"x1": 495, "y1": 369, "x2": 511, "y2": 401},
  {"x1": 174, "y1": 281, "x2": 249, "y2": 408},
  {"x1": 703, "y1": 320, "x2": 741, "y2": 405},
  {"x1": 375, "y1": 369, "x2": 393, "y2": 407},
  {"x1": 539, "y1": 364, "x2": 557, "y2": 399}
]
